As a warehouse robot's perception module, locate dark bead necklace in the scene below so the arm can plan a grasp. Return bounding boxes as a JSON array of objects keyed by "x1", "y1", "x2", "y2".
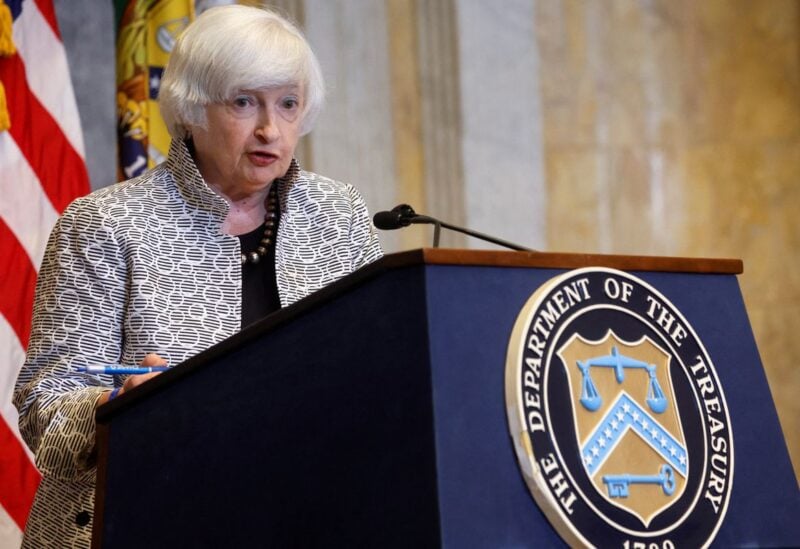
[{"x1": 240, "y1": 183, "x2": 279, "y2": 265}]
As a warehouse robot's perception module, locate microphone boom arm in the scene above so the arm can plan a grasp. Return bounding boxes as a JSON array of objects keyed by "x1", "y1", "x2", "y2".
[{"x1": 407, "y1": 215, "x2": 532, "y2": 252}]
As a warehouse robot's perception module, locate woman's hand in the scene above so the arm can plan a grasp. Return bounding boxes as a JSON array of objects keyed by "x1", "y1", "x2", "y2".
[{"x1": 96, "y1": 353, "x2": 168, "y2": 407}]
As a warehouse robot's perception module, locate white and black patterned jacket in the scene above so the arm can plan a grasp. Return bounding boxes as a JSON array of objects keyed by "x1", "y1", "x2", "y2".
[{"x1": 13, "y1": 139, "x2": 383, "y2": 548}]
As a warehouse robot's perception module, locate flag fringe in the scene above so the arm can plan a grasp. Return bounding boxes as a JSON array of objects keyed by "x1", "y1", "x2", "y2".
[
  {"x1": 0, "y1": 82, "x2": 8, "y2": 132},
  {"x1": 0, "y1": 0, "x2": 13, "y2": 131},
  {"x1": 0, "y1": 0, "x2": 15, "y2": 56}
]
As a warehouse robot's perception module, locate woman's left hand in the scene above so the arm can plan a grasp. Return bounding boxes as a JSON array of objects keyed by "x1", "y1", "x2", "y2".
[{"x1": 96, "y1": 353, "x2": 168, "y2": 407}]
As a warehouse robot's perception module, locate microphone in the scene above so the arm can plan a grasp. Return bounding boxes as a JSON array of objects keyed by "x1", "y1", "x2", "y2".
[
  {"x1": 372, "y1": 204, "x2": 417, "y2": 230},
  {"x1": 372, "y1": 204, "x2": 534, "y2": 252}
]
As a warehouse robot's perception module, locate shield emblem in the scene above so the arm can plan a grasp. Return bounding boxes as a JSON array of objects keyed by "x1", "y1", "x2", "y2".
[{"x1": 558, "y1": 330, "x2": 688, "y2": 527}]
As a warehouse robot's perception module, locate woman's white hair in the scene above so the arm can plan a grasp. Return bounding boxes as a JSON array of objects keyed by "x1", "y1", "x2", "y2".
[{"x1": 159, "y1": 5, "x2": 324, "y2": 138}]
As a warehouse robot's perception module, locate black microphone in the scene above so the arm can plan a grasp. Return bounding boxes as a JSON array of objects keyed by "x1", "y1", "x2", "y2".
[
  {"x1": 372, "y1": 204, "x2": 534, "y2": 252},
  {"x1": 372, "y1": 204, "x2": 417, "y2": 230}
]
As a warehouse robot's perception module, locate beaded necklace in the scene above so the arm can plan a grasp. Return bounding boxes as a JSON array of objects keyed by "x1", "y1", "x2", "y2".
[{"x1": 240, "y1": 183, "x2": 279, "y2": 265}]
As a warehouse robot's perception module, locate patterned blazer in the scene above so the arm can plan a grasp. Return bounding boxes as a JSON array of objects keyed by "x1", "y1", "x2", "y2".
[{"x1": 13, "y1": 140, "x2": 383, "y2": 548}]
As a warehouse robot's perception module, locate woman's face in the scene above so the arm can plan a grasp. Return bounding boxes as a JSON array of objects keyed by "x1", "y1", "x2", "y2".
[{"x1": 190, "y1": 85, "x2": 303, "y2": 201}]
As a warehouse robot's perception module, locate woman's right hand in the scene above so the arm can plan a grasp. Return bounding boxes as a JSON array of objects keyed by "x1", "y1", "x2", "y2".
[{"x1": 96, "y1": 353, "x2": 168, "y2": 407}]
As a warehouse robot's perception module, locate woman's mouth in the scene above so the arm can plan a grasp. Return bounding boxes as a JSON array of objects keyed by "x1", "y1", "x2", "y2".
[{"x1": 248, "y1": 151, "x2": 278, "y2": 167}]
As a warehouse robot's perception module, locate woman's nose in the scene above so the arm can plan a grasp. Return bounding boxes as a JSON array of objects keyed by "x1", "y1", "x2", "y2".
[{"x1": 255, "y1": 113, "x2": 280, "y2": 142}]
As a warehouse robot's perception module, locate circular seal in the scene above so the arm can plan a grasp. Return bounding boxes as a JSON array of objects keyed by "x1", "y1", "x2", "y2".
[{"x1": 505, "y1": 268, "x2": 733, "y2": 548}]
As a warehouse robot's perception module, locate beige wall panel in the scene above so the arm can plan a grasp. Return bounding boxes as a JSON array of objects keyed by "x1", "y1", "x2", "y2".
[
  {"x1": 538, "y1": 0, "x2": 689, "y2": 254},
  {"x1": 415, "y1": 0, "x2": 468, "y2": 248},
  {"x1": 455, "y1": 0, "x2": 546, "y2": 250},
  {"x1": 537, "y1": 0, "x2": 800, "y2": 479},
  {"x1": 387, "y1": 0, "x2": 429, "y2": 250},
  {"x1": 303, "y1": 0, "x2": 401, "y2": 251}
]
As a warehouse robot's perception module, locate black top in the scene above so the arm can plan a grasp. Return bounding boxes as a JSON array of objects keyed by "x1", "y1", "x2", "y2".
[{"x1": 238, "y1": 223, "x2": 281, "y2": 327}]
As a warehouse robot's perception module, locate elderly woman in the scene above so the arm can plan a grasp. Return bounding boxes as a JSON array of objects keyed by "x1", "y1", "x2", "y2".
[{"x1": 13, "y1": 5, "x2": 382, "y2": 547}]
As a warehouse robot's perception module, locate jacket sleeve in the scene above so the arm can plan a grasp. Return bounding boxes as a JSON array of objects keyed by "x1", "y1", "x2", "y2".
[
  {"x1": 346, "y1": 184, "x2": 383, "y2": 270},
  {"x1": 13, "y1": 196, "x2": 127, "y2": 480}
]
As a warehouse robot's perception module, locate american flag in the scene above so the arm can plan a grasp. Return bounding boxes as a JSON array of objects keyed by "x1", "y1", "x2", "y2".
[{"x1": 0, "y1": 0, "x2": 89, "y2": 544}]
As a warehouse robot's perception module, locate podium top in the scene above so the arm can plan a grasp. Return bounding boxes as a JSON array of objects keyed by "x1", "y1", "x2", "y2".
[{"x1": 384, "y1": 248, "x2": 743, "y2": 274}]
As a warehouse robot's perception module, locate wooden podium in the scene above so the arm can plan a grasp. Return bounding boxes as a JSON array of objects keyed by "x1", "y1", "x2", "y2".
[{"x1": 92, "y1": 250, "x2": 800, "y2": 548}]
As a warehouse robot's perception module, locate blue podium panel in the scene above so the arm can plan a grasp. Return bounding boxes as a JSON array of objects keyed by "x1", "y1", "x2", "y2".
[
  {"x1": 94, "y1": 251, "x2": 799, "y2": 548},
  {"x1": 97, "y1": 266, "x2": 443, "y2": 548}
]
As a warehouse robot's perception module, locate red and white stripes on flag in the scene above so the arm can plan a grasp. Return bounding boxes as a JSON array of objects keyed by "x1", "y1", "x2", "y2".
[{"x1": 0, "y1": 0, "x2": 90, "y2": 543}]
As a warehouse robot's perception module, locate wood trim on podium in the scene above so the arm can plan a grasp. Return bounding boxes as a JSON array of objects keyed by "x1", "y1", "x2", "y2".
[{"x1": 386, "y1": 248, "x2": 743, "y2": 274}]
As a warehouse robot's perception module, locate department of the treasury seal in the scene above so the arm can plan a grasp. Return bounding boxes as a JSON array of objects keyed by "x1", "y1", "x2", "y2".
[{"x1": 505, "y1": 268, "x2": 734, "y2": 548}]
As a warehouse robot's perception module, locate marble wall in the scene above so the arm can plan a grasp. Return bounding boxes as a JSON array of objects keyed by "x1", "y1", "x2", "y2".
[{"x1": 56, "y1": 0, "x2": 799, "y2": 479}]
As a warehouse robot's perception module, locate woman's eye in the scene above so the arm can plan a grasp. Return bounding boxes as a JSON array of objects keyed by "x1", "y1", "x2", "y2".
[
  {"x1": 233, "y1": 96, "x2": 253, "y2": 108},
  {"x1": 281, "y1": 97, "x2": 299, "y2": 110}
]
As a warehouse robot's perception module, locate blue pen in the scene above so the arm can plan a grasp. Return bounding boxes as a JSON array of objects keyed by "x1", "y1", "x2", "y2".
[{"x1": 75, "y1": 365, "x2": 170, "y2": 375}]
